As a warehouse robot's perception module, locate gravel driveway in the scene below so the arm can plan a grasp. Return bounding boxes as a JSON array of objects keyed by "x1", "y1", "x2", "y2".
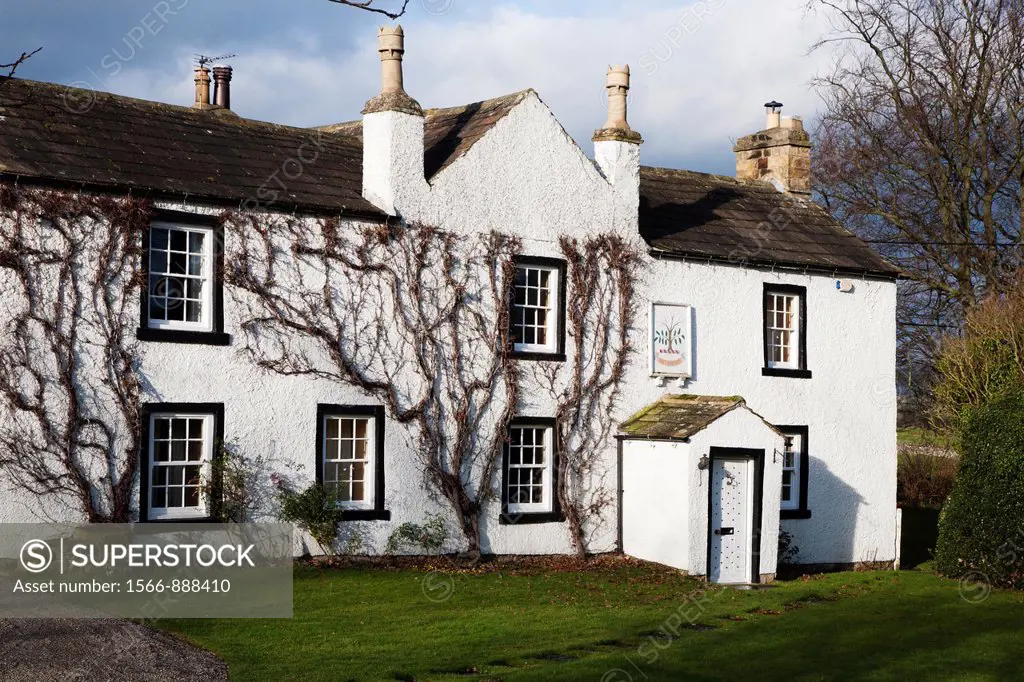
[{"x1": 0, "y1": 619, "x2": 228, "y2": 681}]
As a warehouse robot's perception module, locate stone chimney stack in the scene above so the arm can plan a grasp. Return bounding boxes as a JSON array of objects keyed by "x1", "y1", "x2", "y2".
[
  {"x1": 212, "y1": 66, "x2": 233, "y2": 110},
  {"x1": 593, "y1": 65, "x2": 642, "y2": 213},
  {"x1": 734, "y1": 101, "x2": 812, "y2": 197},
  {"x1": 362, "y1": 25, "x2": 428, "y2": 216},
  {"x1": 192, "y1": 65, "x2": 212, "y2": 110}
]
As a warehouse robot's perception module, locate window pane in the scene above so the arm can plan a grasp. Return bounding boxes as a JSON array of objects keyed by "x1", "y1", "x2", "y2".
[
  {"x1": 341, "y1": 419, "x2": 354, "y2": 439},
  {"x1": 352, "y1": 481, "x2": 364, "y2": 501},
  {"x1": 324, "y1": 462, "x2": 340, "y2": 485},
  {"x1": 171, "y1": 419, "x2": 186, "y2": 439},
  {"x1": 171, "y1": 441, "x2": 186, "y2": 461},
  {"x1": 355, "y1": 420, "x2": 368, "y2": 439},
  {"x1": 326, "y1": 418, "x2": 339, "y2": 440},
  {"x1": 152, "y1": 487, "x2": 166, "y2": 508},
  {"x1": 188, "y1": 441, "x2": 203, "y2": 461},
  {"x1": 168, "y1": 487, "x2": 183, "y2": 508},
  {"x1": 340, "y1": 440, "x2": 353, "y2": 460},
  {"x1": 153, "y1": 441, "x2": 169, "y2": 463},
  {"x1": 170, "y1": 230, "x2": 187, "y2": 252},
  {"x1": 188, "y1": 231, "x2": 206, "y2": 253},
  {"x1": 150, "y1": 228, "x2": 168, "y2": 250},
  {"x1": 185, "y1": 486, "x2": 200, "y2": 507},
  {"x1": 152, "y1": 467, "x2": 167, "y2": 486},
  {"x1": 150, "y1": 250, "x2": 167, "y2": 275},
  {"x1": 185, "y1": 465, "x2": 202, "y2": 486}
]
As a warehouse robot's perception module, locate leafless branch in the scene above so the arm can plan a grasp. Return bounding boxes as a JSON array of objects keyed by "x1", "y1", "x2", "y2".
[{"x1": 325, "y1": 0, "x2": 411, "y2": 19}]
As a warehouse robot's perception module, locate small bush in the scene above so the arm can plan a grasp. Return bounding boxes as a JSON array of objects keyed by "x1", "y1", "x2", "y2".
[
  {"x1": 203, "y1": 442, "x2": 274, "y2": 523},
  {"x1": 275, "y1": 482, "x2": 342, "y2": 555},
  {"x1": 935, "y1": 389, "x2": 1024, "y2": 588},
  {"x1": 385, "y1": 514, "x2": 449, "y2": 555},
  {"x1": 897, "y1": 448, "x2": 958, "y2": 508}
]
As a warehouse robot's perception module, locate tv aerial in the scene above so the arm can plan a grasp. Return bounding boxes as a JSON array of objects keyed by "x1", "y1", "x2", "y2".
[{"x1": 194, "y1": 53, "x2": 237, "y2": 69}]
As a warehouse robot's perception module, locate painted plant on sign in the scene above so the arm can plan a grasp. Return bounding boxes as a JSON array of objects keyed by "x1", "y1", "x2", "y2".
[{"x1": 650, "y1": 302, "x2": 692, "y2": 377}]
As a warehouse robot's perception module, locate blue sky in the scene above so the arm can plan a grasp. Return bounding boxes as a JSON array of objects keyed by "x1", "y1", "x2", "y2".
[{"x1": 2, "y1": 0, "x2": 836, "y2": 175}]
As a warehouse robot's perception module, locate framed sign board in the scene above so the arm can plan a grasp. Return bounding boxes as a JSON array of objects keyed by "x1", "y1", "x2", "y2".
[{"x1": 649, "y1": 302, "x2": 692, "y2": 378}]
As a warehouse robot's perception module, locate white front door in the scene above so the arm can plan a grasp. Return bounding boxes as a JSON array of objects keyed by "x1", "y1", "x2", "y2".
[{"x1": 709, "y1": 457, "x2": 753, "y2": 584}]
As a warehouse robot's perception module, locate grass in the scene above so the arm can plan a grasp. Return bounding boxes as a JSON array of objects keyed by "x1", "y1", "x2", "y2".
[
  {"x1": 897, "y1": 427, "x2": 951, "y2": 447},
  {"x1": 156, "y1": 558, "x2": 1024, "y2": 681}
]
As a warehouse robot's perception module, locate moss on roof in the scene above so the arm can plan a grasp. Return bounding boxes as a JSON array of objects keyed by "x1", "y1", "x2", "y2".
[{"x1": 619, "y1": 395, "x2": 745, "y2": 440}]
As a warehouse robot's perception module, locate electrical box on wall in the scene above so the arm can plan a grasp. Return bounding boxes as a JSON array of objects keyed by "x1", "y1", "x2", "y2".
[{"x1": 836, "y1": 279, "x2": 855, "y2": 293}]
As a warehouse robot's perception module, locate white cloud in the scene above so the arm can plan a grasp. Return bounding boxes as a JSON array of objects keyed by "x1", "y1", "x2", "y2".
[{"x1": 107, "y1": 0, "x2": 836, "y2": 174}]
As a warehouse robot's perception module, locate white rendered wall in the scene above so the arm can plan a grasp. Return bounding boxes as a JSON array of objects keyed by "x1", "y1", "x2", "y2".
[{"x1": 621, "y1": 439, "x2": 691, "y2": 570}]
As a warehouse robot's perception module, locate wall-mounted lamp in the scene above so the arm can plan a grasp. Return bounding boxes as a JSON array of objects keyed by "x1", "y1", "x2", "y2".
[{"x1": 697, "y1": 454, "x2": 710, "y2": 471}]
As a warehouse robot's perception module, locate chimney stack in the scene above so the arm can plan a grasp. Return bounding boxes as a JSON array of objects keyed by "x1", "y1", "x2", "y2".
[
  {"x1": 734, "y1": 101, "x2": 812, "y2": 197},
  {"x1": 192, "y1": 65, "x2": 212, "y2": 110},
  {"x1": 212, "y1": 66, "x2": 233, "y2": 110},
  {"x1": 361, "y1": 25, "x2": 428, "y2": 216},
  {"x1": 593, "y1": 65, "x2": 642, "y2": 223}
]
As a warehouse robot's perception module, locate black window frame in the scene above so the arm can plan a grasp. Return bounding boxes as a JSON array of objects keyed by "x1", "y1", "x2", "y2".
[
  {"x1": 315, "y1": 404, "x2": 390, "y2": 522},
  {"x1": 762, "y1": 283, "x2": 811, "y2": 378},
  {"x1": 777, "y1": 424, "x2": 811, "y2": 520},
  {"x1": 509, "y1": 256, "x2": 567, "y2": 362},
  {"x1": 500, "y1": 417, "x2": 565, "y2": 525},
  {"x1": 139, "y1": 402, "x2": 225, "y2": 523},
  {"x1": 137, "y1": 209, "x2": 231, "y2": 346}
]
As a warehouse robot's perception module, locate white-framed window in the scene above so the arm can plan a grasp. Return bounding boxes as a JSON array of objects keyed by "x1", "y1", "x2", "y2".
[
  {"x1": 147, "y1": 223, "x2": 215, "y2": 331},
  {"x1": 766, "y1": 291, "x2": 800, "y2": 369},
  {"x1": 506, "y1": 424, "x2": 555, "y2": 514},
  {"x1": 781, "y1": 431, "x2": 802, "y2": 510},
  {"x1": 147, "y1": 413, "x2": 214, "y2": 520},
  {"x1": 512, "y1": 260, "x2": 562, "y2": 355},
  {"x1": 321, "y1": 413, "x2": 376, "y2": 510}
]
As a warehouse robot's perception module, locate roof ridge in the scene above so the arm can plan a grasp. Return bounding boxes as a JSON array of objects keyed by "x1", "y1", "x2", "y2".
[{"x1": 3, "y1": 77, "x2": 360, "y2": 142}]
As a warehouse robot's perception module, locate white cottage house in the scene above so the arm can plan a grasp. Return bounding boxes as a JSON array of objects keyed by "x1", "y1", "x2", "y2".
[{"x1": 0, "y1": 26, "x2": 900, "y2": 583}]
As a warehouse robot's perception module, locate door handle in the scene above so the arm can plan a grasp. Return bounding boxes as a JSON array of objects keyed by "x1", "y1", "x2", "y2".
[{"x1": 715, "y1": 527, "x2": 735, "y2": 536}]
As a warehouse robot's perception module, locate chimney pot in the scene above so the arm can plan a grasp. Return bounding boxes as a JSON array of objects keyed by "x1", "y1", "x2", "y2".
[
  {"x1": 593, "y1": 64, "x2": 642, "y2": 144},
  {"x1": 192, "y1": 66, "x2": 212, "y2": 109},
  {"x1": 212, "y1": 65, "x2": 233, "y2": 110},
  {"x1": 378, "y1": 25, "x2": 407, "y2": 95}
]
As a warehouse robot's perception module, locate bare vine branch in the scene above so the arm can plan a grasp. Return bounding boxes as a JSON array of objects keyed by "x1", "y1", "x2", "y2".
[
  {"x1": 0, "y1": 185, "x2": 148, "y2": 522},
  {"x1": 227, "y1": 215, "x2": 519, "y2": 553}
]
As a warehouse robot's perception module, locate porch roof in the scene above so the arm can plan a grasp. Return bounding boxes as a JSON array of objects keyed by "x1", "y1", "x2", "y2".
[{"x1": 619, "y1": 394, "x2": 781, "y2": 441}]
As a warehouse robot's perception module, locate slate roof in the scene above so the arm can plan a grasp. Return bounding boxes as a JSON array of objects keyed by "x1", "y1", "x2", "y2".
[
  {"x1": 0, "y1": 79, "x2": 898, "y2": 277},
  {"x1": 317, "y1": 89, "x2": 531, "y2": 179},
  {"x1": 620, "y1": 395, "x2": 767, "y2": 441},
  {"x1": 640, "y1": 167, "x2": 901, "y2": 277},
  {"x1": 0, "y1": 78, "x2": 383, "y2": 216}
]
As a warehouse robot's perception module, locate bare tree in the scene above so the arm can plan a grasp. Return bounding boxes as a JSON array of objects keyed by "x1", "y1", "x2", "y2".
[
  {"x1": 228, "y1": 215, "x2": 520, "y2": 554},
  {"x1": 0, "y1": 186, "x2": 148, "y2": 522},
  {"x1": 810, "y1": 0, "x2": 1024, "y2": 401},
  {"x1": 325, "y1": 0, "x2": 411, "y2": 18}
]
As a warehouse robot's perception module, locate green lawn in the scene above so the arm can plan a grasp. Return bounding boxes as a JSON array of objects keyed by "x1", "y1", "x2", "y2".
[{"x1": 156, "y1": 559, "x2": 1024, "y2": 681}]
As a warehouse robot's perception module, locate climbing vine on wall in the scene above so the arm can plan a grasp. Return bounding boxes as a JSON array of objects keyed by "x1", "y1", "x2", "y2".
[
  {"x1": 226, "y1": 214, "x2": 522, "y2": 554},
  {"x1": 535, "y1": 234, "x2": 641, "y2": 558},
  {"x1": 0, "y1": 185, "x2": 149, "y2": 522}
]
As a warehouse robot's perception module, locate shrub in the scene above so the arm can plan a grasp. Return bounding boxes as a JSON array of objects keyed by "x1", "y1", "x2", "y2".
[
  {"x1": 935, "y1": 389, "x2": 1024, "y2": 588},
  {"x1": 203, "y1": 442, "x2": 273, "y2": 523},
  {"x1": 897, "y1": 448, "x2": 958, "y2": 508},
  {"x1": 385, "y1": 514, "x2": 449, "y2": 555},
  {"x1": 275, "y1": 482, "x2": 342, "y2": 555},
  {"x1": 931, "y1": 277, "x2": 1024, "y2": 435}
]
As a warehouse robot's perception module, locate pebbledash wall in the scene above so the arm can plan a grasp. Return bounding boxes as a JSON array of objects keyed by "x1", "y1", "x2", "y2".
[{"x1": 0, "y1": 90, "x2": 897, "y2": 567}]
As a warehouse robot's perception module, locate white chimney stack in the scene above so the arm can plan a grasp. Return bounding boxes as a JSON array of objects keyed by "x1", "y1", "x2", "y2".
[
  {"x1": 593, "y1": 65, "x2": 642, "y2": 217},
  {"x1": 361, "y1": 25, "x2": 428, "y2": 216}
]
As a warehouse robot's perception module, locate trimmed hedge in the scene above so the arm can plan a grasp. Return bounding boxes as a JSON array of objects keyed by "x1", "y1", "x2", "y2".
[{"x1": 935, "y1": 389, "x2": 1024, "y2": 587}]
